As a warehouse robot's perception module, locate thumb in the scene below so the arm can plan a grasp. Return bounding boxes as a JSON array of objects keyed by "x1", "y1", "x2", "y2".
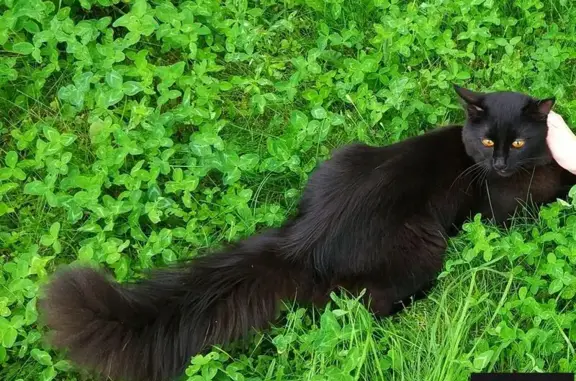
[{"x1": 548, "y1": 110, "x2": 569, "y2": 131}]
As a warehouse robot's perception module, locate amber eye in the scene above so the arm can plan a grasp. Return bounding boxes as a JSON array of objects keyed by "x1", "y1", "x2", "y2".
[
  {"x1": 481, "y1": 138, "x2": 494, "y2": 147},
  {"x1": 511, "y1": 139, "x2": 525, "y2": 148}
]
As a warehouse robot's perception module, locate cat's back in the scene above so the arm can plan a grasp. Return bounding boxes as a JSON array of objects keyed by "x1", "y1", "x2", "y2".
[
  {"x1": 284, "y1": 125, "x2": 471, "y2": 266},
  {"x1": 321, "y1": 124, "x2": 469, "y2": 189},
  {"x1": 300, "y1": 124, "x2": 470, "y2": 210}
]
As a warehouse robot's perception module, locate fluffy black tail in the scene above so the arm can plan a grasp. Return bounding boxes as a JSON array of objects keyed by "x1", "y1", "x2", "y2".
[{"x1": 38, "y1": 229, "x2": 311, "y2": 381}]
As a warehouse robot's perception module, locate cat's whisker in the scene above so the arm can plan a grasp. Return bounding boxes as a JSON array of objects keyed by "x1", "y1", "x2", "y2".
[
  {"x1": 451, "y1": 163, "x2": 482, "y2": 184},
  {"x1": 465, "y1": 162, "x2": 490, "y2": 192},
  {"x1": 525, "y1": 166, "x2": 536, "y2": 204},
  {"x1": 519, "y1": 155, "x2": 553, "y2": 166},
  {"x1": 518, "y1": 166, "x2": 531, "y2": 175},
  {"x1": 479, "y1": 165, "x2": 491, "y2": 187},
  {"x1": 450, "y1": 161, "x2": 485, "y2": 190},
  {"x1": 462, "y1": 164, "x2": 482, "y2": 191}
]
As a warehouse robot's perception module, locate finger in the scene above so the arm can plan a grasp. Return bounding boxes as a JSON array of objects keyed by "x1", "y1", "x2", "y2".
[{"x1": 548, "y1": 112, "x2": 567, "y2": 130}]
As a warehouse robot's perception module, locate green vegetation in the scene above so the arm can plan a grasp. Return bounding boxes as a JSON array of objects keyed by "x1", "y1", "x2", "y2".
[{"x1": 2, "y1": 0, "x2": 576, "y2": 380}]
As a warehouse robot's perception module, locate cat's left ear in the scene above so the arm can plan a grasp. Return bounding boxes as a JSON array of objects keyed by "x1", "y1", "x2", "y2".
[
  {"x1": 525, "y1": 97, "x2": 555, "y2": 120},
  {"x1": 536, "y1": 97, "x2": 555, "y2": 115}
]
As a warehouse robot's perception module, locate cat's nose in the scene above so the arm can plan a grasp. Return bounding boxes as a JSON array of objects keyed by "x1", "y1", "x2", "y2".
[{"x1": 492, "y1": 158, "x2": 507, "y2": 171}]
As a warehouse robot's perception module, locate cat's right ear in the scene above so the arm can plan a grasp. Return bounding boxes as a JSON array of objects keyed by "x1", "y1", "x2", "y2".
[{"x1": 453, "y1": 84, "x2": 485, "y2": 120}]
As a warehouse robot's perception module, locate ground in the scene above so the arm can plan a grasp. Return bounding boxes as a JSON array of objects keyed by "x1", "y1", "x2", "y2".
[{"x1": 2, "y1": 0, "x2": 576, "y2": 380}]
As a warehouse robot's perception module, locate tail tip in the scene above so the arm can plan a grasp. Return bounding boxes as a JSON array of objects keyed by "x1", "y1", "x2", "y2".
[{"x1": 38, "y1": 265, "x2": 116, "y2": 345}]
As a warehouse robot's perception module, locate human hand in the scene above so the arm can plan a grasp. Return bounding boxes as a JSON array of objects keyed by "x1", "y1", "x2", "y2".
[{"x1": 546, "y1": 110, "x2": 576, "y2": 174}]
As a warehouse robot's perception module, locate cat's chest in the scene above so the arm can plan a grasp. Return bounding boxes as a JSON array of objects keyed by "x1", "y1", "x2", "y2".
[{"x1": 481, "y1": 164, "x2": 564, "y2": 220}]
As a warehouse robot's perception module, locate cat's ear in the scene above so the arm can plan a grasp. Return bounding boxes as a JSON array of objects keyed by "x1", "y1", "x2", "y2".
[
  {"x1": 453, "y1": 84, "x2": 485, "y2": 119},
  {"x1": 524, "y1": 97, "x2": 555, "y2": 120},
  {"x1": 536, "y1": 97, "x2": 555, "y2": 115}
]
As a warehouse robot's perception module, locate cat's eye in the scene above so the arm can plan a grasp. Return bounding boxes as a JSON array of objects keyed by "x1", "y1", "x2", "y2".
[
  {"x1": 511, "y1": 139, "x2": 525, "y2": 148},
  {"x1": 481, "y1": 138, "x2": 494, "y2": 147}
]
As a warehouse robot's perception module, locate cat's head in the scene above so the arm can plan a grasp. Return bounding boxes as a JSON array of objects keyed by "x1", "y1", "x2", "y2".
[{"x1": 455, "y1": 85, "x2": 555, "y2": 177}]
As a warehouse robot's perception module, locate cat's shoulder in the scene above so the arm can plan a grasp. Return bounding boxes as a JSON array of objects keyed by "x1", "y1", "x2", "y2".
[
  {"x1": 413, "y1": 124, "x2": 464, "y2": 141},
  {"x1": 325, "y1": 142, "x2": 387, "y2": 170},
  {"x1": 325, "y1": 125, "x2": 463, "y2": 163}
]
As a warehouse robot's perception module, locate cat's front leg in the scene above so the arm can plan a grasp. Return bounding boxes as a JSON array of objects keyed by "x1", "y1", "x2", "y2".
[
  {"x1": 556, "y1": 169, "x2": 576, "y2": 200},
  {"x1": 390, "y1": 279, "x2": 437, "y2": 315},
  {"x1": 360, "y1": 275, "x2": 438, "y2": 317},
  {"x1": 480, "y1": 183, "x2": 520, "y2": 227}
]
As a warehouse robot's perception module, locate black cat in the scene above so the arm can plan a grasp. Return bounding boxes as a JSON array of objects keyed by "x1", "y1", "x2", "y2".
[{"x1": 38, "y1": 85, "x2": 576, "y2": 381}]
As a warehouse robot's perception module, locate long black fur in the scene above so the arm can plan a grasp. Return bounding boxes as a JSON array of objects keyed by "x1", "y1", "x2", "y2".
[{"x1": 38, "y1": 86, "x2": 576, "y2": 381}]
